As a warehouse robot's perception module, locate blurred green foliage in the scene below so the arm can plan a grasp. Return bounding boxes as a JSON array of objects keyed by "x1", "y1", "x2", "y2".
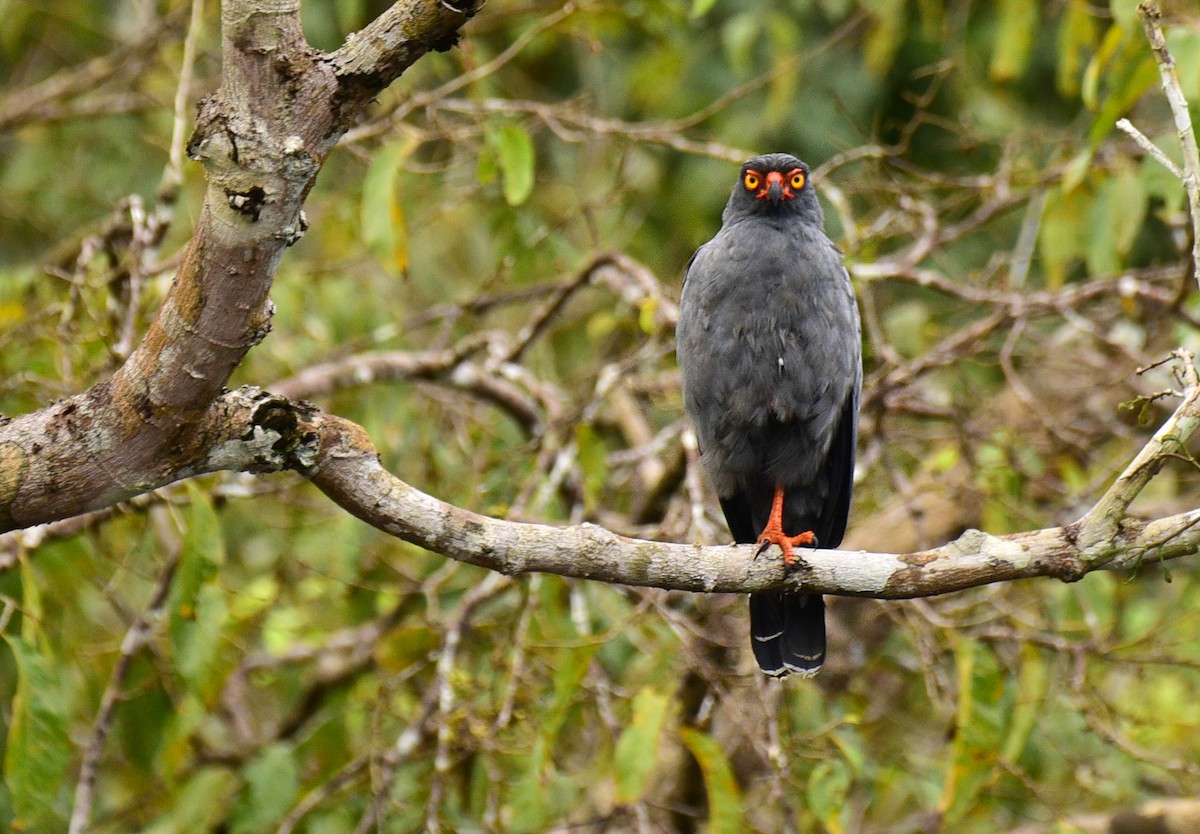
[{"x1": 3, "y1": 0, "x2": 1200, "y2": 832}]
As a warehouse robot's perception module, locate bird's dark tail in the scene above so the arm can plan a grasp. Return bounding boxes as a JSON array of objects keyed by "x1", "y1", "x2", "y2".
[
  {"x1": 749, "y1": 593, "x2": 825, "y2": 677},
  {"x1": 720, "y1": 494, "x2": 828, "y2": 677}
]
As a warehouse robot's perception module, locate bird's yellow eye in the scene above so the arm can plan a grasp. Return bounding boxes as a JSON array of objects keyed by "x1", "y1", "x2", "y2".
[
  {"x1": 743, "y1": 172, "x2": 760, "y2": 190},
  {"x1": 790, "y1": 171, "x2": 806, "y2": 190}
]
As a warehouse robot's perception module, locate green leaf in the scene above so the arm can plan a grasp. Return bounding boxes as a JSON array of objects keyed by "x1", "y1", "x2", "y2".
[
  {"x1": 829, "y1": 726, "x2": 868, "y2": 777},
  {"x1": 989, "y1": 0, "x2": 1038, "y2": 83},
  {"x1": 1057, "y1": 0, "x2": 1099, "y2": 97},
  {"x1": 1084, "y1": 183, "x2": 1119, "y2": 276},
  {"x1": 170, "y1": 485, "x2": 229, "y2": 702},
  {"x1": 1061, "y1": 149, "x2": 1093, "y2": 194},
  {"x1": 17, "y1": 556, "x2": 43, "y2": 645},
  {"x1": 2, "y1": 635, "x2": 71, "y2": 831},
  {"x1": 230, "y1": 743, "x2": 300, "y2": 834},
  {"x1": 1085, "y1": 167, "x2": 1145, "y2": 275},
  {"x1": 862, "y1": 0, "x2": 906, "y2": 76},
  {"x1": 690, "y1": 0, "x2": 718, "y2": 18},
  {"x1": 1038, "y1": 184, "x2": 1088, "y2": 287},
  {"x1": 1089, "y1": 54, "x2": 1157, "y2": 149},
  {"x1": 174, "y1": 582, "x2": 229, "y2": 702},
  {"x1": 806, "y1": 760, "x2": 852, "y2": 833},
  {"x1": 614, "y1": 687, "x2": 671, "y2": 803},
  {"x1": 1109, "y1": 165, "x2": 1147, "y2": 258},
  {"x1": 361, "y1": 136, "x2": 419, "y2": 275},
  {"x1": 171, "y1": 483, "x2": 224, "y2": 615},
  {"x1": 1000, "y1": 644, "x2": 1050, "y2": 764},
  {"x1": 485, "y1": 123, "x2": 536, "y2": 207},
  {"x1": 1082, "y1": 24, "x2": 1123, "y2": 111},
  {"x1": 1085, "y1": 27, "x2": 1158, "y2": 149},
  {"x1": 937, "y1": 640, "x2": 1008, "y2": 825},
  {"x1": 679, "y1": 728, "x2": 743, "y2": 834}
]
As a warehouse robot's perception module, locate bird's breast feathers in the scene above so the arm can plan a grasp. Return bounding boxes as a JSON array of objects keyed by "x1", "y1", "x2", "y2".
[{"x1": 678, "y1": 219, "x2": 859, "y2": 476}]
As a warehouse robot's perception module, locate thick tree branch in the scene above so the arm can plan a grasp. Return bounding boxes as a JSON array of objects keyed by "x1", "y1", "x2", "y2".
[
  {"x1": 6, "y1": 346, "x2": 1200, "y2": 598},
  {"x1": 328, "y1": 0, "x2": 479, "y2": 109},
  {"x1": 0, "y1": 0, "x2": 481, "y2": 532},
  {"x1": 236, "y1": 350, "x2": 1197, "y2": 598},
  {"x1": 304, "y1": 414, "x2": 1200, "y2": 597}
]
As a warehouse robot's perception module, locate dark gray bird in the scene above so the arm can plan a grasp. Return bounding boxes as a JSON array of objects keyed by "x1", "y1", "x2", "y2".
[{"x1": 676, "y1": 152, "x2": 861, "y2": 677}]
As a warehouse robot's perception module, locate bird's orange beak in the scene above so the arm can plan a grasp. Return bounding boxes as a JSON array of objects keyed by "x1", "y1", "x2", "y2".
[{"x1": 762, "y1": 171, "x2": 793, "y2": 203}]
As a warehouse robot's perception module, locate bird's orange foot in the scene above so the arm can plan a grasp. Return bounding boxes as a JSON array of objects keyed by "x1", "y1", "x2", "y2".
[
  {"x1": 755, "y1": 524, "x2": 817, "y2": 568},
  {"x1": 754, "y1": 484, "x2": 817, "y2": 569}
]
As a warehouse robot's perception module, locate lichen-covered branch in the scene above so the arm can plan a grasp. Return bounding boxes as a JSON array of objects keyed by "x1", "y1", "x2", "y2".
[
  {"x1": 0, "y1": 0, "x2": 481, "y2": 532},
  {"x1": 22, "y1": 371, "x2": 1185, "y2": 602},
  {"x1": 302, "y1": 436, "x2": 1199, "y2": 598},
  {"x1": 254, "y1": 354, "x2": 1198, "y2": 598},
  {"x1": 1077, "y1": 349, "x2": 1200, "y2": 555}
]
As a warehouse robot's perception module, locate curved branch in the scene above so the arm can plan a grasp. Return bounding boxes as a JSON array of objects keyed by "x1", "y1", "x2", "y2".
[
  {"x1": 301, "y1": 407, "x2": 1200, "y2": 598},
  {"x1": 7, "y1": 345, "x2": 1200, "y2": 601},
  {"x1": 260, "y1": 350, "x2": 1199, "y2": 598},
  {"x1": 0, "y1": 0, "x2": 481, "y2": 532}
]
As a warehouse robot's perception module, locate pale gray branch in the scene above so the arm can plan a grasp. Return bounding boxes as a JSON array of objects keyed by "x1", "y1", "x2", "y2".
[
  {"x1": 77, "y1": 366, "x2": 1198, "y2": 603},
  {"x1": 297, "y1": 361, "x2": 1200, "y2": 599},
  {"x1": 1078, "y1": 349, "x2": 1200, "y2": 554},
  {"x1": 1117, "y1": 117, "x2": 1184, "y2": 179},
  {"x1": 1138, "y1": 1, "x2": 1200, "y2": 291}
]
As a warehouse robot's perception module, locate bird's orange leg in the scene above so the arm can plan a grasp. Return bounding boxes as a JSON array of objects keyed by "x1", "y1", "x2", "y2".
[{"x1": 756, "y1": 485, "x2": 815, "y2": 567}]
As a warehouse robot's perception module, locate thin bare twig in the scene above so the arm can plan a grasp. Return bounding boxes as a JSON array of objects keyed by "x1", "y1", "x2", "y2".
[
  {"x1": 166, "y1": 0, "x2": 207, "y2": 188},
  {"x1": 1137, "y1": 1, "x2": 1200, "y2": 290},
  {"x1": 1117, "y1": 117, "x2": 1184, "y2": 179},
  {"x1": 1079, "y1": 350, "x2": 1200, "y2": 553},
  {"x1": 68, "y1": 506, "x2": 183, "y2": 834}
]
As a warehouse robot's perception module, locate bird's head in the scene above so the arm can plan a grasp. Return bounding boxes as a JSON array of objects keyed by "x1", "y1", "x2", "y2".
[{"x1": 725, "y1": 152, "x2": 823, "y2": 225}]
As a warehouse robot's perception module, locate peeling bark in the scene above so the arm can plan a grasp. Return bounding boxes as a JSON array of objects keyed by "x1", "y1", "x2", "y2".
[{"x1": 0, "y1": 0, "x2": 480, "y2": 529}]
